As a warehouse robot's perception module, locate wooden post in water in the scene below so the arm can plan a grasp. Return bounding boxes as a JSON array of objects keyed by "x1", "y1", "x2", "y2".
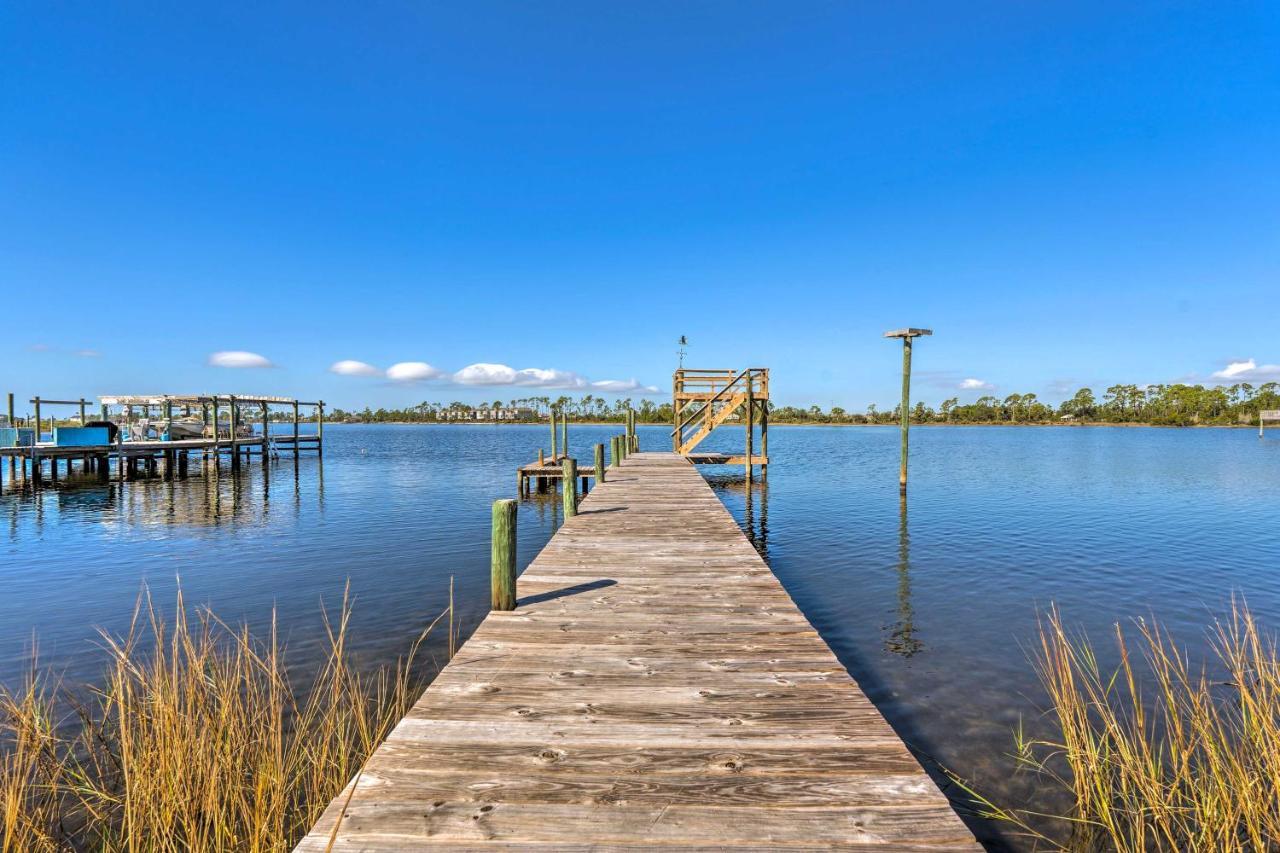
[
  {"x1": 550, "y1": 409, "x2": 558, "y2": 459},
  {"x1": 594, "y1": 442, "x2": 605, "y2": 484},
  {"x1": 744, "y1": 374, "x2": 754, "y2": 482},
  {"x1": 561, "y1": 411, "x2": 568, "y2": 460},
  {"x1": 33, "y1": 397, "x2": 41, "y2": 443},
  {"x1": 78, "y1": 398, "x2": 87, "y2": 425},
  {"x1": 316, "y1": 401, "x2": 324, "y2": 454},
  {"x1": 210, "y1": 398, "x2": 221, "y2": 468},
  {"x1": 6, "y1": 393, "x2": 14, "y2": 482},
  {"x1": 761, "y1": 400, "x2": 769, "y2": 479},
  {"x1": 610, "y1": 435, "x2": 620, "y2": 467},
  {"x1": 292, "y1": 401, "x2": 300, "y2": 457},
  {"x1": 229, "y1": 396, "x2": 240, "y2": 471},
  {"x1": 883, "y1": 328, "x2": 932, "y2": 493},
  {"x1": 562, "y1": 457, "x2": 577, "y2": 518},
  {"x1": 490, "y1": 499, "x2": 517, "y2": 611},
  {"x1": 163, "y1": 398, "x2": 174, "y2": 478}
]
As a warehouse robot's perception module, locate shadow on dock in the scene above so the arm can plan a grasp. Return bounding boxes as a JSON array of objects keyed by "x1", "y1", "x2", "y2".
[{"x1": 517, "y1": 578, "x2": 617, "y2": 606}]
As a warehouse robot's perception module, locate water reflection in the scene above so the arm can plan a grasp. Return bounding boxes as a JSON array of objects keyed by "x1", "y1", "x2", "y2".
[
  {"x1": 743, "y1": 477, "x2": 769, "y2": 557},
  {"x1": 704, "y1": 471, "x2": 769, "y2": 558},
  {"x1": 2, "y1": 455, "x2": 324, "y2": 534},
  {"x1": 884, "y1": 493, "x2": 922, "y2": 657}
]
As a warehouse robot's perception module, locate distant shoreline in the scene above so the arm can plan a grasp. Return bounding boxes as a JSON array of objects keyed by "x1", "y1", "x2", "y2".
[{"x1": 323, "y1": 420, "x2": 1258, "y2": 429}]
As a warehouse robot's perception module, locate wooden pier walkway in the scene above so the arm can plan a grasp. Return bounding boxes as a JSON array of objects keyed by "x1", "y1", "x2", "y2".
[{"x1": 299, "y1": 452, "x2": 977, "y2": 850}]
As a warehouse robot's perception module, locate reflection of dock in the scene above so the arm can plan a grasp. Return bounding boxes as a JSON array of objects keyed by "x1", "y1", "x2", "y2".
[{"x1": 300, "y1": 453, "x2": 977, "y2": 850}]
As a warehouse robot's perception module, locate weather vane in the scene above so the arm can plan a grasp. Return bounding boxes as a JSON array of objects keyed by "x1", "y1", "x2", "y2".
[{"x1": 677, "y1": 335, "x2": 688, "y2": 368}]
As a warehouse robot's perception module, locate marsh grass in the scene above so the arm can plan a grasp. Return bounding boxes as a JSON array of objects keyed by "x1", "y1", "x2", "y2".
[
  {"x1": 959, "y1": 601, "x2": 1280, "y2": 851},
  {"x1": 1, "y1": 584, "x2": 455, "y2": 851}
]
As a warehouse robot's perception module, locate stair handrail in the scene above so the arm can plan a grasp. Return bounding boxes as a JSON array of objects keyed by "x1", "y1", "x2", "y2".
[{"x1": 670, "y1": 367, "x2": 751, "y2": 438}]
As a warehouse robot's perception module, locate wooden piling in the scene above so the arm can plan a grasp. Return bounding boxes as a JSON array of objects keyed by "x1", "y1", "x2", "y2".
[
  {"x1": 33, "y1": 397, "x2": 41, "y2": 443},
  {"x1": 561, "y1": 412, "x2": 568, "y2": 459},
  {"x1": 610, "y1": 435, "x2": 620, "y2": 468},
  {"x1": 549, "y1": 409, "x2": 558, "y2": 459},
  {"x1": 490, "y1": 499, "x2": 517, "y2": 611},
  {"x1": 316, "y1": 401, "x2": 324, "y2": 454},
  {"x1": 745, "y1": 374, "x2": 754, "y2": 482},
  {"x1": 211, "y1": 398, "x2": 221, "y2": 467},
  {"x1": 884, "y1": 329, "x2": 931, "y2": 493},
  {"x1": 899, "y1": 338, "x2": 911, "y2": 491},
  {"x1": 229, "y1": 396, "x2": 240, "y2": 470},
  {"x1": 562, "y1": 457, "x2": 577, "y2": 518},
  {"x1": 6, "y1": 393, "x2": 13, "y2": 482},
  {"x1": 78, "y1": 398, "x2": 87, "y2": 425},
  {"x1": 292, "y1": 401, "x2": 300, "y2": 456},
  {"x1": 594, "y1": 442, "x2": 605, "y2": 483},
  {"x1": 761, "y1": 400, "x2": 769, "y2": 479}
]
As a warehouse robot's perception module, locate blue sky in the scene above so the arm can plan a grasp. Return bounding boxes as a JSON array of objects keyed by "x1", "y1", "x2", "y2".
[{"x1": 3, "y1": 2, "x2": 1278, "y2": 412}]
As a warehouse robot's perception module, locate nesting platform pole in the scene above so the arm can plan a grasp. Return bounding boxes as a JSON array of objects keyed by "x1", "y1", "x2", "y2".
[{"x1": 884, "y1": 328, "x2": 932, "y2": 493}]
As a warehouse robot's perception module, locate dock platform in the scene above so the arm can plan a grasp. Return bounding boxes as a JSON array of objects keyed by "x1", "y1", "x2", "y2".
[{"x1": 299, "y1": 452, "x2": 976, "y2": 850}]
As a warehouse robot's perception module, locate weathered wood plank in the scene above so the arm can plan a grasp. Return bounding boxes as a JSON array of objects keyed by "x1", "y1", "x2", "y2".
[{"x1": 298, "y1": 452, "x2": 977, "y2": 850}]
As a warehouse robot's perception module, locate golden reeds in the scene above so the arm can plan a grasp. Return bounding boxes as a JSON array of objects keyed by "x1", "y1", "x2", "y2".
[
  {"x1": 961, "y1": 600, "x2": 1280, "y2": 851},
  {"x1": 1, "y1": 584, "x2": 452, "y2": 851}
]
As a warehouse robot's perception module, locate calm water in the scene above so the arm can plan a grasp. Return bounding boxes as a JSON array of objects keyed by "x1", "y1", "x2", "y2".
[{"x1": 4, "y1": 424, "x2": 1280, "y2": 849}]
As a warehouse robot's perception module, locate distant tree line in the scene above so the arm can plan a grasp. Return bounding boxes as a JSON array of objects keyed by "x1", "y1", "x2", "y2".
[
  {"x1": 329, "y1": 396, "x2": 676, "y2": 424},
  {"x1": 770, "y1": 382, "x2": 1280, "y2": 427},
  {"x1": 328, "y1": 382, "x2": 1279, "y2": 428}
]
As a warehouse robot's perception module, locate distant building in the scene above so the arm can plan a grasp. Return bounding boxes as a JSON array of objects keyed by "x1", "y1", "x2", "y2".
[{"x1": 444, "y1": 407, "x2": 536, "y2": 422}]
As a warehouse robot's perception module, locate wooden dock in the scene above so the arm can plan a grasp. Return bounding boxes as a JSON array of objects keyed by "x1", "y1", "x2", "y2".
[{"x1": 299, "y1": 452, "x2": 977, "y2": 850}]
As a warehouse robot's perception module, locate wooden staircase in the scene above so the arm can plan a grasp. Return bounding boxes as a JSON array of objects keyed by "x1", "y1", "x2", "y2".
[{"x1": 671, "y1": 368, "x2": 770, "y2": 473}]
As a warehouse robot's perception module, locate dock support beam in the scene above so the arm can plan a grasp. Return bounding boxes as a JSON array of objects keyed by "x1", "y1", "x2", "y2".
[
  {"x1": 229, "y1": 396, "x2": 240, "y2": 471},
  {"x1": 745, "y1": 378, "x2": 754, "y2": 483},
  {"x1": 594, "y1": 442, "x2": 605, "y2": 484},
  {"x1": 490, "y1": 499, "x2": 517, "y2": 611},
  {"x1": 562, "y1": 457, "x2": 577, "y2": 518},
  {"x1": 761, "y1": 402, "x2": 768, "y2": 479},
  {"x1": 549, "y1": 409, "x2": 557, "y2": 459}
]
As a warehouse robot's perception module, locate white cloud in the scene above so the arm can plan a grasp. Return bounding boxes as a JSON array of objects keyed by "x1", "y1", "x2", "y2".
[
  {"x1": 960, "y1": 378, "x2": 994, "y2": 391},
  {"x1": 330, "y1": 360, "x2": 381, "y2": 377},
  {"x1": 514, "y1": 368, "x2": 589, "y2": 389},
  {"x1": 27, "y1": 343, "x2": 52, "y2": 352},
  {"x1": 386, "y1": 361, "x2": 443, "y2": 382},
  {"x1": 449, "y1": 362, "x2": 660, "y2": 393},
  {"x1": 591, "y1": 378, "x2": 661, "y2": 394},
  {"x1": 453, "y1": 363, "x2": 591, "y2": 389},
  {"x1": 75, "y1": 349, "x2": 101, "y2": 358},
  {"x1": 453, "y1": 363, "x2": 518, "y2": 385},
  {"x1": 1211, "y1": 359, "x2": 1280, "y2": 382},
  {"x1": 208, "y1": 351, "x2": 274, "y2": 369}
]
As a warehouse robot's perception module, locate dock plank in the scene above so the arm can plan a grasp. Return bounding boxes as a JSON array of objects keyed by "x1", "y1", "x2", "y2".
[{"x1": 298, "y1": 452, "x2": 977, "y2": 850}]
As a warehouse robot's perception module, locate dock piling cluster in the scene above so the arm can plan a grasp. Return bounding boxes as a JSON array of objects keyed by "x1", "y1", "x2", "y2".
[{"x1": 0, "y1": 392, "x2": 323, "y2": 494}]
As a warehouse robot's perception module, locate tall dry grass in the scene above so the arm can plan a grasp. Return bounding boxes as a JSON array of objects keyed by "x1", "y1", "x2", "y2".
[
  {"x1": 1, "y1": 584, "x2": 456, "y2": 852},
  {"x1": 962, "y1": 601, "x2": 1280, "y2": 851}
]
